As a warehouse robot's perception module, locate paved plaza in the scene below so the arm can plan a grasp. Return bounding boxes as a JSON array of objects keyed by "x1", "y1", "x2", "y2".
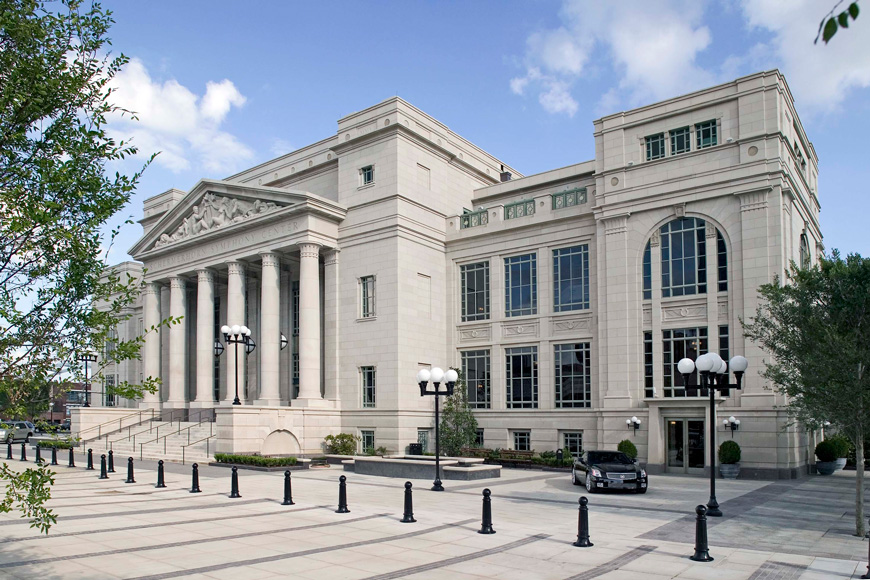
[{"x1": 0, "y1": 454, "x2": 867, "y2": 579}]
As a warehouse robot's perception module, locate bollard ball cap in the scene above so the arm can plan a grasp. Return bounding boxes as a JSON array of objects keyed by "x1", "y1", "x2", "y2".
[
  {"x1": 483, "y1": 488, "x2": 491, "y2": 497},
  {"x1": 580, "y1": 496, "x2": 588, "y2": 506},
  {"x1": 232, "y1": 465, "x2": 237, "y2": 471},
  {"x1": 101, "y1": 454, "x2": 105, "y2": 458},
  {"x1": 193, "y1": 463, "x2": 198, "y2": 468},
  {"x1": 158, "y1": 460, "x2": 163, "y2": 465},
  {"x1": 285, "y1": 470, "x2": 291, "y2": 476},
  {"x1": 696, "y1": 505, "x2": 707, "y2": 515},
  {"x1": 405, "y1": 481, "x2": 413, "y2": 489},
  {"x1": 340, "y1": 475, "x2": 346, "y2": 482}
]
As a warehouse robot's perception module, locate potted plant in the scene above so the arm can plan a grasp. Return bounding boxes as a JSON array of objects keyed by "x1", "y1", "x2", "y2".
[
  {"x1": 718, "y1": 440, "x2": 741, "y2": 479},
  {"x1": 826, "y1": 435, "x2": 851, "y2": 471},
  {"x1": 814, "y1": 439, "x2": 839, "y2": 475},
  {"x1": 617, "y1": 439, "x2": 638, "y2": 460}
]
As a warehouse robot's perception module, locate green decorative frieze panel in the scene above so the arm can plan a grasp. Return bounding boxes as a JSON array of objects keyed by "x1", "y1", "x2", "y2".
[
  {"x1": 504, "y1": 200, "x2": 535, "y2": 220},
  {"x1": 460, "y1": 208, "x2": 488, "y2": 229},
  {"x1": 551, "y1": 188, "x2": 587, "y2": 210}
]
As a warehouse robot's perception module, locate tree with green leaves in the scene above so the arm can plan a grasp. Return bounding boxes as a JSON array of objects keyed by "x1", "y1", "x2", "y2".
[
  {"x1": 0, "y1": 0, "x2": 168, "y2": 532},
  {"x1": 816, "y1": 1, "x2": 860, "y2": 44},
  {"x1": 743, "y1": 252, "x2": 870, "y2": 537},
  {"x1": 438, "y1": 369, "x2": 479, "y2": 456}
]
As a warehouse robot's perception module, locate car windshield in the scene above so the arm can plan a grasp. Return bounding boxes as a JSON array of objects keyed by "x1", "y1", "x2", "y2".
[{"x1": 588, "y1": 452, "x2": 633, "y2": 464}]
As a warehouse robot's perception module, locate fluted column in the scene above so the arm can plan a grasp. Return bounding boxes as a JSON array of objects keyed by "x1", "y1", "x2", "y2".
[
  {"x1": 323, "y1": 249, "x2": 340, "y2": 402},
  {"x1": 256, "y1": 252, "x2": 281, "y2": 406},
  {"x1": 167, "y1": 276, "x2": 188, "y2": 408},
  {"x1": 142, "y1": 282, "x2": 162, "y2": 409},
  {"x1": 193, "y1": 269, "x2": 215, "y2": 406},
  {"x1": 297, "y1": 243, "x2": 322, "y2": 402},
  {"x1": 225, "y1": 261, "x2": 246, "y2": 405}
]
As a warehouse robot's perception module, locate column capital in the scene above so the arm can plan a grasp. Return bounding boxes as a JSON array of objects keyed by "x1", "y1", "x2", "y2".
[
  {"x1": 196, "y1": 268, "x2": 215, "y2": 283},
  {"x1": 169, "y1": 276, "x2": 187, "y2": 290},
  {"x1": 260, "y1": 251, "x2": 281, "y2": 268},
  {"x1": 323, "y1": 248, "x2": 340, "y2": 267},
  {"x1": 298, "y1": 243, "x2": 321, "y2": 260},
  {"x1": 143, "y1": 281, "x2": 163, "y2": 295},
  {"x1": 227, "y1": 260, "x2": 246, "y2": 276}
]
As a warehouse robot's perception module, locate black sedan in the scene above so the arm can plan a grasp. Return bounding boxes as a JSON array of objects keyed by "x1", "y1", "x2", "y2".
[{"x1": 572, "y1": 450, "x2": 648, "y2": 494}]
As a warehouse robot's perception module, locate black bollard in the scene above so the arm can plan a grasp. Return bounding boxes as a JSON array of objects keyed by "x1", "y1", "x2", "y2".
[
  {"x1": 689, "y1": 505, "x2": 714, "y2": 562},
  {"x1": 20, "y1": 442, "x2": 27, "y2": 462},
  {"x1": 229, "y1": 466, "x2": 241, "y2": 498},
  {"x1": 478, "y1": 488, "x2": 496, "y2": 534},
  {"x1": 108, "y1": 449, "x2": 115, "y2": 473},
  {"x1": 573, "y1": 496, "x2": 593, "y2": 547},
  {"x1": 86, "y1": 448, "x2": 94, "y2": 470},
  {"x1": 281, "y1": 470, "x2": 294, "y2": 505},
  {"x1": 190, "y1": 463, "x2": 201, "y2": 493},
  {"x1": 68, "y1": 447, "x2": 75, "y2": 467},
  {"x1": 155, "y1": 460, "x2": 166, "y2": 488},
  {"x1": 400, "y1": 481, "x2": 416, "y2": 523},
  {"x1": 51, "y1": 446, "x2": 58, "y2": 466},
  {"x1": 336, "y1": 475, "x2": 350, "y2": 513},
  {"x1": 99, "y1": 454, "x2": 108, "y2": 479},
  {"x1": 125, "y1": 457, "x2": 135, "y2": 484},
  {"x1": 35, "y1": 445, "x2": 42, "y2": 465},
  {"x1": 6, "y1": 442, "x2": 11, "y2": 460}
]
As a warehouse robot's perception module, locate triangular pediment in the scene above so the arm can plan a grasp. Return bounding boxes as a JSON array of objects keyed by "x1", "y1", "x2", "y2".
[{"x1": 129, "y1": 179, "x2": 346, "y2": 258}]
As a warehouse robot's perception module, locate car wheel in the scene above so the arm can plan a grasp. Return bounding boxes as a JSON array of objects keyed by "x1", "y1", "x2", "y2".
[
  {"x1": 572, "y1": 468, "x2": 580, "y2": 486},
  {"x1": 636, "y1": 487, "x2": 648, "y2": 495},
  {"x1": 585, "y1": 473, "x2": 596, "y2": 494}
]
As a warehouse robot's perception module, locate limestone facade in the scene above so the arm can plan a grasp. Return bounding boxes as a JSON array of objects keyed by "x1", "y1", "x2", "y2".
[{"x1": 98, "y1": 70, "x2": 821, "y2": 478}]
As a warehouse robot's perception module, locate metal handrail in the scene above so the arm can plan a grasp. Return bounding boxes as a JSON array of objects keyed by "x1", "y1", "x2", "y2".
[
  {"x1": 137, "y1": 408, "x2": 216, "y2": 460},
  {"x1": 181, "y1": 434, "x2": 216, "y2": 465},
  {"x1": 77, "y1": 409, "x2": 157, "y2": 442}
]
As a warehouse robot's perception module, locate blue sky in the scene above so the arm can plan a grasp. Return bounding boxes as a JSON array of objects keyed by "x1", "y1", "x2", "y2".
[{"x1": 102, "y1": 1, "x2": 870, "y2": 261}]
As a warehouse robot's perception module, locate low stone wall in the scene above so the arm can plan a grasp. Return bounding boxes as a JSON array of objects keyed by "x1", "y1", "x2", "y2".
[{"x1": 351, "y1": 456, "x2": 501, "y2": 480}]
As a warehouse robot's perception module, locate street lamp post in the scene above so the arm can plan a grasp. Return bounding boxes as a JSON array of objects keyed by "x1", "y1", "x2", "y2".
[
  {"x1": 678, "y1": 353, "x2": 749, "y2": 517},
  {"x1": 220, "y1": 325, "x2": 256, "y2": 405},
  {"x1": 77, "y1": 353, "x2": 98, "y2": 408},
  {"x1": 416, "y1": 367, "x2": 458, "y2": 492}
]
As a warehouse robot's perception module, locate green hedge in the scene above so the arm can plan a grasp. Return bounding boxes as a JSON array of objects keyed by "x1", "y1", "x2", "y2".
[
  {"x1": 815, "y1": 439, "x2": 837, "y2": 462},
  {"x1": 37, "y1": 439, "x2": 78, "y2": 449},
  {"x1": 718, "y1": 440, "x2": 741, "y2": 464},
  {"x1": 617, "y1": 439, "x2": 638, "y2": 459},
  {"x1": 214, "y1": 453, "x2": 297, "y2": 467}
]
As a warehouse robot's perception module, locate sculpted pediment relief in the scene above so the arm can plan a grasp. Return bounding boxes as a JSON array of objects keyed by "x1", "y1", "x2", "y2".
[{"x1": 153, "y1": 193, "x2": 284, "y2": 249}]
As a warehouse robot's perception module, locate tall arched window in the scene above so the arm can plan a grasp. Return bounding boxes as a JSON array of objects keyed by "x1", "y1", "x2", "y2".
[
  {"x1": 661, "y1": 217, "x2": 707, "y2": 297},
  {"x1": 642, "y1": 241, "x2": 651, "y2": 300},
  {"x1": 799, "y1": 233, "x2": 811, "y2": 269}
]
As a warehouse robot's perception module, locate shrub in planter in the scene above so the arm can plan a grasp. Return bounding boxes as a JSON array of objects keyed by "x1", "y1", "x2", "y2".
[
  {"x1": 38, "y1": 437, "x2": 78, "y2": 449},
  {"x1": 718, "y1": 440, "x2": 741, "y2": 479},
  {"x1": 814, "y1": 439, "x2": 838, "y2": 475},
  {"x1": 826, "y1": 435, "x2": 852, "y2": 471},
  {"x1": 324, "y1": 433, "x2": 360, "y2": 455},
  {"x1": 214, "y1": 453, "x2": 298, "y2": 467},
  {"x1": 617, "y1": 439, "x2": 638, "y2": 460}
]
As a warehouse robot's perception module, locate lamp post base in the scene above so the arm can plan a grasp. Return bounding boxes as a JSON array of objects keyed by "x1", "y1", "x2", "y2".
[
  {"x1": 232, "y1": 398, "x2": 241, "y2": 405},
  {"x1": 431, "y1": 479, "x2": 444, "y2": 492},
  {"x1": 706, "y1": 498, "x2": 722, "y2": 517}
]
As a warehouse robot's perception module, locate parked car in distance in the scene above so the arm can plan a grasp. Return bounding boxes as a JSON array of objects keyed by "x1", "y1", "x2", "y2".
[
  {"x1": 0, "y1": 421, "x2": 35, "y2": 443},
  {"x1": 61, "y1": 419, "x2": 71, "y2": 431},
  {"x1": 572, "y1": 450, "x2": 648, "y2": 494}
]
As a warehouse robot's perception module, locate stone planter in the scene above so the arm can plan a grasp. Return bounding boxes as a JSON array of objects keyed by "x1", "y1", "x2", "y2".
[
  {"x1": 719, "y1": 463, "x2": 740, "y2": 479},
  {"x1": 816, "y1": 461, "x2": 838, "y2": 475},
  {"x1": 834, "y1": 458, "x2": 847, "y2": 471}
]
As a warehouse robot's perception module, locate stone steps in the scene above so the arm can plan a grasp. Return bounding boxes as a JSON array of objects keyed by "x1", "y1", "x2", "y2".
[{"x1": 99, "y1": 422, "x2": 216, "y2": 465}]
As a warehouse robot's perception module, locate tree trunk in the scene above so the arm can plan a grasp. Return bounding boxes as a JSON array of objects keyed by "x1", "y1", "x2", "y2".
[{"x1": 856, "y1": 437, "x2": 865, "y2": 537}]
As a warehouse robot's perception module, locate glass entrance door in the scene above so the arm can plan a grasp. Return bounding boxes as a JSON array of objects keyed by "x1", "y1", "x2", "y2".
[{"x1": 666, "y1": 418, "x2": 706, "y2": 474}]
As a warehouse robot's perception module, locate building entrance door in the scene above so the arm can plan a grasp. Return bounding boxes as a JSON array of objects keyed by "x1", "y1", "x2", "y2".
[{"x1": 665, "y1": 418, "x2": 706, "y2": 475}]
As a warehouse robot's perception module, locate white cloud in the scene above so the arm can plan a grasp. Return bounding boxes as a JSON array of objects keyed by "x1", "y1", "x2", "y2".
[
  {"x1": 108, "y1": 58, "x2": 254, "y2": 174},
  {"x1": 539, "y1": 81, "x2": 579, "y2": 116},
  {"x1": 270, "y1": 138, "x2": 295, "y2": 158},
  {"x1": 739, "y1": 0, "x2": 870, "y2": 113}
]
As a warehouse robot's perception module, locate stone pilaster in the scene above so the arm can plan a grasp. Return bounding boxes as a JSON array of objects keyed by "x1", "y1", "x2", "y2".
[
  {"x1": 142, "y1": 282, "x2": 162, "y2": 410},
  {"x1": 256, "y1": 252, "x2": 281, "y2": 406},
  {"x1": 296, "y1": 243, "x2": 323, "y2": 404},
  {"x1": 323, "y1": 249, "x2": 340, "y2": 402},
  {"x1": 193, "y1": 269, "x2": 215, "y2": 407},
  {"x1": 167, "y1": 276, "x2": 188, "y2": 408}
]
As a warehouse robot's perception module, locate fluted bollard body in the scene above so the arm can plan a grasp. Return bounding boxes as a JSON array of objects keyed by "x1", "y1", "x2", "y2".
[
  {"x1": 190, "y1": 463, "x2": 201, "y2": 493},
  {"x1": 68, "y1": 447, "x2": 75, "y2": 467},
  {"x1": 20, "y1": 442, "x2": 27, "y2": 462},
  {"x1": 86, "y1": 448, "x2": 94, "y2": 470},
  {"x1": 51, "y1": 447, "x2": 58, "y2": 466},
  {"x1": 336, "y1": 475, "x2": 350, "y2": 513},
  {"x1": 689, "y1": 505, "x2": 714, "y2": 562},
  {"x1": 99, "y1": 454, "x2": 108, "y2": 479},
  {"x1": 6, "y1": 442, "x2": 12, "y2": 460},
  {"x1": 35, "y1": 445, "x2": 42, "y2": 465},
  {"x1": 229, "y1": 466, "x2": 241, "y2": 498},
  {"x1": 156, "y1": 460, "x2": 166, "y2": 488},
  {"x1": 573, "y1": 496, "x2": 593, "y2": 547},
  {"x1": 125, "y1": 457, "x2": 135, "y2": 484},
  {"x1": 478, "y1": 488, "x2": 495, "y2": 534},
  {"x1": 282, "y1": 470, "x2": 294, "y2": 505},
  {"x1": 108, "y1": 450, "x2": 115, "y2": 473},
  {"x1": 401, "y1": 481, "x2": 416, "y2": 523}
]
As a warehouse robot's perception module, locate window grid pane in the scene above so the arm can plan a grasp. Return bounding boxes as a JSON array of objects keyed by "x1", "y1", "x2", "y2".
[
  {"x1": 554, "y1": 343, "x2": 591, "y2": 408},
  {"x1": 361, "y1": 366, "x2": 376, "y2": 408},
  {"x1": 513, "y1": 431, "x2": 531, "y2": 451},
  {"x1": 460, "y1": 262, "x2": 490, "y2": 322},
  {"x1": 662, "y1": 327, "x2": 708, "y2": 397},
  {"x1": 717, "y1": 231, "x2": 728, "y2": 292},
  {"x1": 645, "y1": 133, "x2": 665, "y2": 160},
  {"x1": 361, "y1": 430, "x2": 375, "y2": 453},
  {"x1": 504, "y1": 254, "x2": 537, "y2": 317},
  {"x1": 661, "y1": 218, "x2": 707, "y2": 298},
  {"x1": 644, "y1": 331, "x2": 654, "y2": 398},
  {"x1": 292, "y1": 282, "x2": 300, "y2": 336},
  {"x1": 462, "y1": 350, "x2": 491, "y2": 409},
  {"x1": 719, "y1": 325, "x2": 729, "y2": 366},
  {"x1": 643, "y1": 241, "x2": 652, "y2": 300},
  {"x1": 553, "y1": 245, "x2": 590, "y2": 312},
  {"x1": 361, "y1": 165, "x2": 374, "y2": 185},
  {"x1": 361, "y1": 276, "x2": 376, "y2": 318},
  {"x1": 475, "y1": 429, "x2": 485, "y2": 446},
  {"x1": 506, "y1": 346, "x2": 538, "y2": 408},
  {"x1": 695, "y1": 120, "x2": 718, "y2": 149},
  {"x1": 670, "y1": 127, "x2": 690, "y2": 155},
  {"x1": 563, "y1": 432, "x2": 583, "y2": 457}
]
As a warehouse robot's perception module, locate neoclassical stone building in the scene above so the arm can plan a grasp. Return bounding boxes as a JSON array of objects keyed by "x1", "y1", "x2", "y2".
[{"x1": 95, "y1": 70, "x2": 821, "y2": 478}]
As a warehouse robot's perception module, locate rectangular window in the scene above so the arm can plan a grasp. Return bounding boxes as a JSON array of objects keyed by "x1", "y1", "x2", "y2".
[
  {"x1": 661, "y1": 218, "x2": 707, "y2": 297},
  {"x1": 643, "y1": 242, "x2": 652, "y2": 300},
  {"x1": 513, "y1": 430, "x2": 531, "y2": 451},
  {"x1": 505, "y1": 346, "x2": 538, "y2": 408},
  {"x1": 360, "y1": 276, "x2": 376, "y2": 318},
  {"x1": 417, "y1": 429, "x2": 430, "y2": 453},
  {"x1": 554, "y1": 343, "x2": 591, "y2": 408},
  {"x1": 462, "y1": 350, "x2": 491, "y2": 409},
  {"x1": 292, "y1": 353, "x2": 299, "y2": 398},
  {"x1": 460, "y1": 262, "x2": 490, "y2": 321},
  {"x1": 695, "y1": 120, "x2": 718, "y2": 149},
  {"x1": 475, "y1": 429, "x2": 485, "y2": 447},
  {"x1": 662, "y1": 328, "x2": 708, "y2": 397},
  {"x1": 563, "y1": 432, "x2": 583, "y2": 458},
  {"x1": 719, "y1": 325, "x2": 729, "y2": 366},
  {"x1": 645, "y1": 133, "x2": 665, "y2": 160},
  {"x1": 361, "y1": 366, "x2": 376, "y2": 408},
  {"x1": 292, "y1": 281, "x2": 300, "y2": 336},
  {"x1": 104, "y1": 375, "x2": 116, "y2": 407},
  {"x1": 670, "y1": 127, "x2": 691, "y2": 155},
  {"x1": 104, "y1": 327, "x2": 118, "y2": 361},
  {"x1": 360, "y1": 430, "x2": 375, "y2": 453},
  {"x1": 644, "y1": 331, "x2": 654, "y2": 398},
  {"x1": 361, "y1": 165, "x2": 374, "y2": 185},
  {"x1": 504, "y1": 253, "x2": 537, "y2": 317},
  {"x1": 717, "y1": 231, "x2": 728, "y2": 292},
  {"x1": 553, "y1": 245, "x2": 590, "y2": 311}
]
